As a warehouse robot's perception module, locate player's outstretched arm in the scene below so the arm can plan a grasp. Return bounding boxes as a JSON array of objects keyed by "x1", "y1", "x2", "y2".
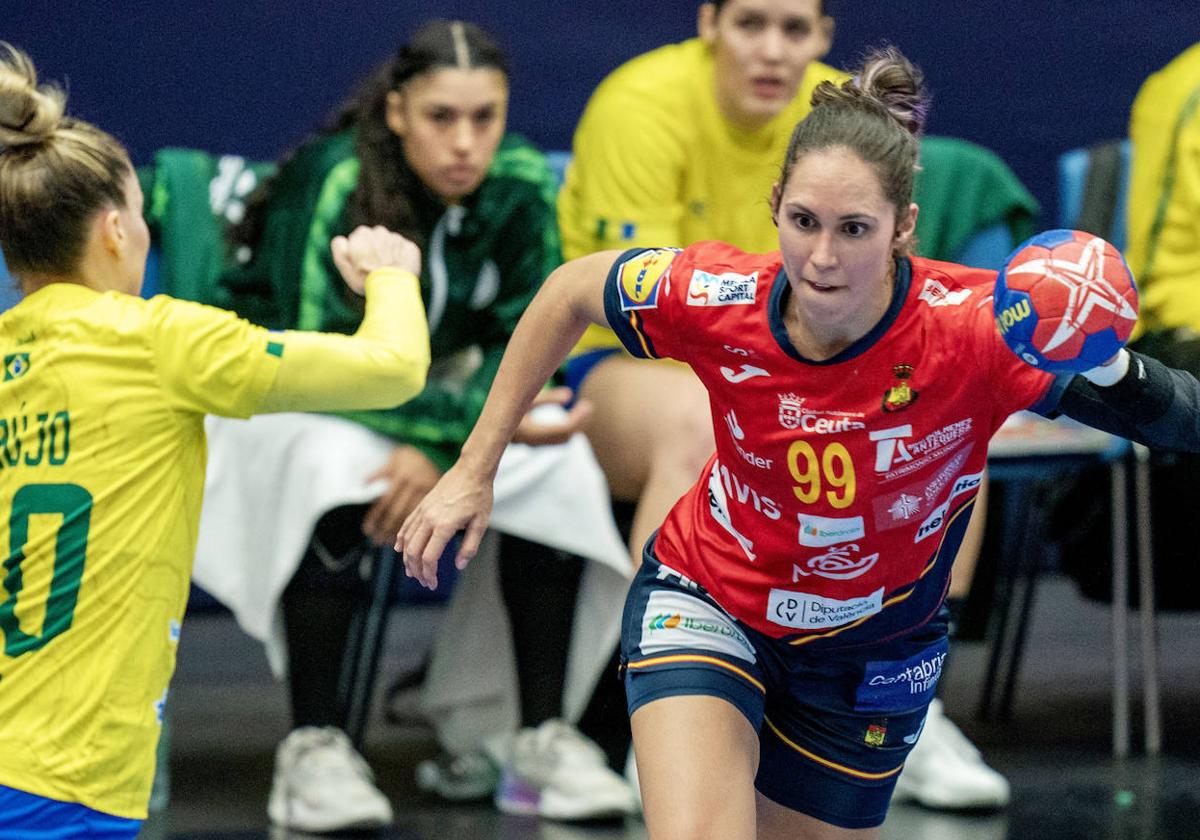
[
  {"x1": 258, "y1": 226, "x2": 431, "y2": 413},
  {"x1": 396, "y1": 249, "x2": 620, "y2": 589},
  {"x1": 1056, "y1": 349, "x2": 1200, "y2": 452}
]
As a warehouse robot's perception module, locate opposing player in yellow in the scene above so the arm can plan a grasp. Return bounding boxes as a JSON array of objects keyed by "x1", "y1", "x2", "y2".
[
  {"x1": 557, "y1": 0, "x2": 843, "y2": 563},
  {"x1": 0, "y1": 43, "x2": 430, "y2": 837}
]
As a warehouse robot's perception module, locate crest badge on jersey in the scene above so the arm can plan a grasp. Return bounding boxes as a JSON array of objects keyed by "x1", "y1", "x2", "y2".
[
  {"x1": 882, "y1": 363, "x2": 918, "y2": 412},
  {"x1": 617, "y1": 248, "x2": 677, "y2": 312},
  {"x1": 3, "y1": 353, "x2": 30, "y2": 381},
  {"x1": 778, "y1": 393, "x2": 805, "y2": 429}
]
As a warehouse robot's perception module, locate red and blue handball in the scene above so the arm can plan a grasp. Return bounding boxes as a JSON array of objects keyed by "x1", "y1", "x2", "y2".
[{"x1": 993, "y1": 229, "x2": 1139, "y2": 373}]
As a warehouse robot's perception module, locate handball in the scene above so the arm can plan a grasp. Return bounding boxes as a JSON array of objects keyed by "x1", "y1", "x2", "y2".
[{"x1": 993, "y1": 229, "x2": 1139, "y2": 372}]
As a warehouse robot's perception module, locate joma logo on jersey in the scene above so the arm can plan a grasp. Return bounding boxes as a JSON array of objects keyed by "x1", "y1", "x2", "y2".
[
  {"x1": 995, "y1": 299, "x2": 1032, "y2": 336},
  {"x1": 687, "y1": 269, "x2": 757, "y2": 306},
  {"x1": 3, "y1": 353, "x2": 30, "y2": 381},
  {"x1": 792, "y1": 543, "x2": 880, "y2": 581}
]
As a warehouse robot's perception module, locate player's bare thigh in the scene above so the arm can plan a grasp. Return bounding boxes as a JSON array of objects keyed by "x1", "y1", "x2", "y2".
[
  {"x1": 578, "y1": 355, "x2": 715, "y2": 502},
  {"x1": 631, "y1": 695, "x2": 759, "y2": 840}
]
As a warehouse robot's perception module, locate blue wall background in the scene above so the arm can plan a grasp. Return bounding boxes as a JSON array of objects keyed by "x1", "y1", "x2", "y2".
[{"x1": 6, "y1": 0, "x2": 1197, "y2": 224}]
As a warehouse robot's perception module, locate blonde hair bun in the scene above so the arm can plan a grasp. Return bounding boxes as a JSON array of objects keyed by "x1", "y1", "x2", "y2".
[{"x1": 0, "y1": 42, "x2": 66, "y2": 149}]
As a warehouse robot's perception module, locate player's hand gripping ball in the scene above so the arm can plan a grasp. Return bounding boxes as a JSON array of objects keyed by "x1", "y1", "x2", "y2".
[{"x1": 993, "y1": 229, "x2": 1139, "y2": 372}]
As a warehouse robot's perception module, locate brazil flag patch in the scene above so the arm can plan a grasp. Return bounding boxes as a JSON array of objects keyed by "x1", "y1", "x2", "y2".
[{"x1": 4, "y1": 353, "x2": 29, "y2": 381}]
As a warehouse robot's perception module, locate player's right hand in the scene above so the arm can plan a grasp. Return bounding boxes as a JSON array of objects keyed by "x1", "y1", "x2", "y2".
[
  {"x1": 331, "y1": 225, "x2": 422, "y2": 294},
  {"x1": 395, "y1": 462, "x2": 494, "y2": 590}
]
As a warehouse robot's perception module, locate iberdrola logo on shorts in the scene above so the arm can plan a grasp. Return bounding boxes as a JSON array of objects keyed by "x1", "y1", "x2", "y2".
[
  {"x1": 3, "y1": 353, "x2": 30, "y2": 381},
  {"x1": 647, "y1": 613, "x2": 682, "y2": 630}
]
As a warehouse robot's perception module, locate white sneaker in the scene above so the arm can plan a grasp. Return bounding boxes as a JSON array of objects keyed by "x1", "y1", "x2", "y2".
[
  {"x1": 267, "y1": 726, "x2": 394, "y2": 833},
  {"x1": 494, "y1": 720, "x2": 637, "y2": 821},
  {"x1": 893, "y1": 700, "x2": 1011, "y2": 810},
  {"x1": 415, "y1": 749, "x2": 499, "y2": 801}
]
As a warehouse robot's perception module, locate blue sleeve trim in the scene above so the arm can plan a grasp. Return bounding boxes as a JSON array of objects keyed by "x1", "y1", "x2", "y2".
[{"x1": 1028, "y1": 373, "x2": 1074, "y2": 417}]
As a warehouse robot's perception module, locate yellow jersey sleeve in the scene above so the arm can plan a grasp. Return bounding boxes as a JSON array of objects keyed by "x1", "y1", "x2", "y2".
[
  {"x1": 1126, "y1": 43, "x2": 1200, "y2": 335},
  {"x1": 147, "y1": 296, "x2": 283, "y2": 418}
]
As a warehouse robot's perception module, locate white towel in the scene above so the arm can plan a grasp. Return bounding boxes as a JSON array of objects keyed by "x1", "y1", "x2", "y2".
[{"x1": 193, "y1": 412, "x2": 632, "y2": 751}]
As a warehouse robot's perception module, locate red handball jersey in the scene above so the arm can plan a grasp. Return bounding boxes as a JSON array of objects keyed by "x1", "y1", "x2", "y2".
[{"x1": 604, "y1": 242, "x2": 1063, "y2": 647}]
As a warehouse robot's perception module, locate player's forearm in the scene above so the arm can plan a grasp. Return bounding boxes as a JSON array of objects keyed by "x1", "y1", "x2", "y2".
[
  {"x1": 259, "y1": 269, "x2": 431, "y2": 413},
  {"x1": 456, "y1": 253, "x2": 613, "y2": 480},
  {"x1": 1058, "y1": 350, "x2": 1200, "y2": 451}
]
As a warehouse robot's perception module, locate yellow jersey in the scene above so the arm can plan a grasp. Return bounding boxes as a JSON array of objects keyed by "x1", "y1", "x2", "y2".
[
  {"x1": 1126, "y1": 42, "x2": 1200, "y2": 336},
  {"x1": 0, "y1": 286, "x2": 281, "y2": 817},
  {"x1": 0, "y1": 269, "x2": 428, "y2": 819},
  {"x1": 557, "y1": 38, "x2": 847, "y2": 352}
]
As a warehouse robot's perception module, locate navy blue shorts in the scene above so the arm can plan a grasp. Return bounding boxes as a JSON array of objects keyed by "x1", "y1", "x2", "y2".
[
  {"x1": 0, "y1": 784, "x2": 141, "y2": 839},
  {"x1": 562, "y1": 347, "x2": 621, "y2": 396},
  {"x1": 621, "y1": 543, "x2": 949, "y2": 829}
]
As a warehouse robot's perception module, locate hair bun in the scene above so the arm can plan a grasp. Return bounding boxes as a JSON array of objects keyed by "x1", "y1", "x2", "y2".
[
  {"x1": 0, "y1": 42, "x2": 65, "y2": 150},
  {"x1": 811, "y1": 46, "x2": 928, "y2": 136}
]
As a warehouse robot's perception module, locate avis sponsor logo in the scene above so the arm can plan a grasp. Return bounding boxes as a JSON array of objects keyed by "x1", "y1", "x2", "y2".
[
  {"x1": 767, "y1": 587, "x2": 884, "y2": 630},
  {"x1": 687, "y1": 269, "x2": 757, "y2": 306},
  {"x1": 714, "y1": 461, "x2": 781, "y2": 520},
  {"x1": 707, "y1": 463, "x2": 758, "y2": 561},
  {"x1": 792, "y1": 543, "x2": 880, "y2": 581},
  {"x1": 918, "y1": 278, "x2": 972, "y2": 308},
  {"x1": 797, "y1": 513, "x2": 866, "y2": 547}
]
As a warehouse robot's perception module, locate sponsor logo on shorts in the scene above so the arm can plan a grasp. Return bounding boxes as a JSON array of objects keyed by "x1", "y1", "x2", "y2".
[
  {"x1": 797, "y1": 513, "x2": 866, "y2": 547},
  {"x1": 766, "y1": 587, "x2": 884, "y2": 630},
  {"x1": 640, "y1": 590, "x2": 756, "y2": 663},
  {"x1": 856, "y1": 637, "x2": 949, "y2": 713},
  {"x1": 687, "y1": 269, "x2": 757, "y2": 306},
  {"x1": 617, "y1": 248, "x2": 678, "y2": 312}
]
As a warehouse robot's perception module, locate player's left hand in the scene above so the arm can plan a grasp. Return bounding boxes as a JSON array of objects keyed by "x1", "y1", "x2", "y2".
[
  {"x1": 511, "y1": 387, "x2": 594, "y2": 446},
  {"x1": 362, "y1": 444, "x2": 443, "y2": 545},
  {"x1": 332, "y1": 224, "x2": 422, "y2": 295}
]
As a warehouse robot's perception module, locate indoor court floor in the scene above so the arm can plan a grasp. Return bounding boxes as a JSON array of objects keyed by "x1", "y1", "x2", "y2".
[{"x1": 147, "y1": 576, "x2": 1200, "y2": 840}]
